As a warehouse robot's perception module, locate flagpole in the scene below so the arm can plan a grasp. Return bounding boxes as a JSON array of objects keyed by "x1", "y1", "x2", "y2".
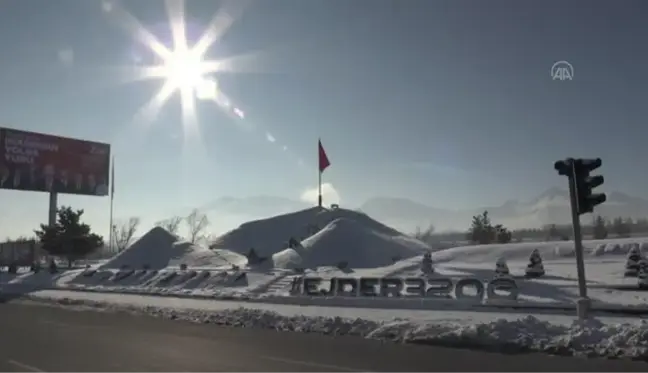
[
  {"x1": 108, "y1": 156, "x2": 115, "y2": 254},
  {"x1": 318, "y1": 138, "x2": 322, "y2": 207},
  {"x1": 318, "y1": 169, "x2": 322, "y2": 208}
]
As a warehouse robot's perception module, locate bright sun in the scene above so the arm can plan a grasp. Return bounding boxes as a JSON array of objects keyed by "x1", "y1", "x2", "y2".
[
  {"x1": 164, "y1": 49, "x2": 205, "y2": 92},
  {"x1": 102, "y1": 0, "x2": 246, "y2": 130}
]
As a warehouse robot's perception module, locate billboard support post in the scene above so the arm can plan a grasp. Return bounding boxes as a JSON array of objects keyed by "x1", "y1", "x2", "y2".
[
  {"x1": 44, "y1": 191, "x2": 57, "y2": 265},
  {"x1": 48, "y1": 192, "x2": 57, "y2": 227}
]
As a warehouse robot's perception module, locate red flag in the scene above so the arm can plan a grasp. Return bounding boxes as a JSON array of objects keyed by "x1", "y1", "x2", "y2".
[{"x1": 318, "y1": 139, "x2": 330, "y2": 173}]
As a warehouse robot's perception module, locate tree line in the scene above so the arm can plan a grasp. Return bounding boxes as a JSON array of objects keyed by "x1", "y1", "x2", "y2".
[
  {"x1": 3, "y1": 206, "x2": 212, "y2": 268},
  {"x1": 414, "y1": 213, "x2": 647, "y2": 245}
]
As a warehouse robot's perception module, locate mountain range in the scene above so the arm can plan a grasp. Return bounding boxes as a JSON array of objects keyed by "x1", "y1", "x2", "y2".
[{"x1": 200, "y1": 188, "x2": 648, "y2": 234}]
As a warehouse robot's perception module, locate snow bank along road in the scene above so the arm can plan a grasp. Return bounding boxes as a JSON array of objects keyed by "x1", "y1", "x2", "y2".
[{"x1": 0, "y1": 302, "x2": 647, "y2": 372}]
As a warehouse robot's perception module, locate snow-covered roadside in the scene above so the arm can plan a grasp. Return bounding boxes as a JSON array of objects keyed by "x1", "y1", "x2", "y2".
[{"x1": 17, "y1": 290, "x2": 648, "y2": 360}]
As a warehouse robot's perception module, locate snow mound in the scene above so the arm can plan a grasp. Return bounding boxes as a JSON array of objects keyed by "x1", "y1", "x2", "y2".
[
  {"x1": 211, "y1": 206, "x2": 429, "y2": 257},
  {"x1": 431, "y1": 238, "x2": 648, "y2": 264},
  {"x1": 272, "y1": 217, "x2": 428, "y2": 268},
  {"x1": 271, "y1": 248, "x2": 302, "y2": 269},
  {"x1": 100, "y1": 227, "x2": 244, "y2": 270}
]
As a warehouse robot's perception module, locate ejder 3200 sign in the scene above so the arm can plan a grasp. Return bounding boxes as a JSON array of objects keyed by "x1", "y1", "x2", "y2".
[{"x1": 299, "y1": 276, "x2": 519, "y2": 301}]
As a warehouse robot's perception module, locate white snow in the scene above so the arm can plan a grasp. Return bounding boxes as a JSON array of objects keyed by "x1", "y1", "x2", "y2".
[
  {"x1": 18, "y1": 289, "x2": 648, "y2": 360},
  {"x1": 272, "y1": 217, "x2": 429, "y2": 268},
  {"x1": 210, "y1": 206, "x2": 430, "y2": 259},
  {"x1": 100, "y1": 227, "x2": 247, "y2": 270},
  {"x1": 7, "y1": 233, "x2": 648, "y2": 311},
  {"x1": 9, "y1": 207, "x2": 648, "y2": 360}
]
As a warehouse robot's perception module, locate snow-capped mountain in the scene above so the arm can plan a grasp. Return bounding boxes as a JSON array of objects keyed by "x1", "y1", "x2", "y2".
[
  {"x1": 200, "y1": 189, "x2": 648, "y2": 234},
  {"x1": 360, "y1": 188, "x2": 648, "y2": 232}
]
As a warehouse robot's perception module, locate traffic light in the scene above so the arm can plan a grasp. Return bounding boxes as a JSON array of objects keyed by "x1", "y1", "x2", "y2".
[
  {"x1": 553, "y1": 157, "x2": 606, "y2": 215},
  {"x1": 573, "y1": 158, "x2": 606, "y2": 215},
  {"x1": 554, "y1": 158, "x2": 574, "y2": 176}
]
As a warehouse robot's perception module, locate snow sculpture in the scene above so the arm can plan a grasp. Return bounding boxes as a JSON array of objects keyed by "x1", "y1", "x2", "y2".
[
  {"x1": 624, "y1": 246, "x2": 643, "y2": 277},
  {"x1": 641, "y1": 242, "x2": 648, "y2": 253},
  {"x1": 420, "y1": 252, "x2": 434, "y2": 274},
  {"x1": 638, "y1": 260, "x2": 648, "y2": 289},
  {"x1": 593, "y1": 243, "x2": 606, "y2": 257},
  {"x1": 525, "y1": 249, "x2": 545, "y2": 278},
  {"x1": 494, "y1": 257, "x2": 510, "y2": 278}
]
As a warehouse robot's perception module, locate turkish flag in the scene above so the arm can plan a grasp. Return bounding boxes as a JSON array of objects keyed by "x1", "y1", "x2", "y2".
[{"x1": 318, "y1": 139, "x2": 330, "y2": 173}]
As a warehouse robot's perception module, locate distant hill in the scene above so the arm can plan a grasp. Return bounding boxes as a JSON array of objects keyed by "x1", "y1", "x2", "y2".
[{"x1": 200, "y1": 189, "x2": 648, "y2": 234}]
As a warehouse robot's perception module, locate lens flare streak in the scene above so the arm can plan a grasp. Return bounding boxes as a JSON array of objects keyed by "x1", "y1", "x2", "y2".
[{"x1": 102, "y1": 0, "x2": 307, "y2": 170}]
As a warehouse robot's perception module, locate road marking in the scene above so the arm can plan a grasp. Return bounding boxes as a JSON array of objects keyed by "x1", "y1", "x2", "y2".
[
  {"x1": 8, "y1": 359, "x2": 45, "y2": 372},
  {"x1": 259, "y1": 355, "x2": 370, "y2": 372}
]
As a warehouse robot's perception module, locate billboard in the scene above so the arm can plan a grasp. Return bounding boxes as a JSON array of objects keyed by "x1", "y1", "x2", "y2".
[{"x1": 0, "y1": 127, "x2": 110, "y2": 196}]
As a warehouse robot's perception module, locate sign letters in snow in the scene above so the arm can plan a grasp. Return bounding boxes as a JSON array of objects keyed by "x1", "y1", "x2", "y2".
[{"x1": 298, "y1": 276, "x2": 519, "y2": 301}]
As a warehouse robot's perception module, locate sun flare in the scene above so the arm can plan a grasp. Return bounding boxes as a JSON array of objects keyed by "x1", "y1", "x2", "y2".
[
  {"x1": 102, "y1": 0, "x2": 307, "y2": 175},
  {"x1": 102, "y1": 0, "x2": 248, "y2": 131},
  {"x1": 164, "y1": 48, "x2": 206, "y2": 92}
]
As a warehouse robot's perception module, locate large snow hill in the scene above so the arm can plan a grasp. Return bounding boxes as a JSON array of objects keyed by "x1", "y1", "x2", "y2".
[
  {"x1": 272, "y1": 217, "x2": 429, "y2": 268},
  {"x1": 210, "y1": 206, "x2": 429, "y2": 258}
]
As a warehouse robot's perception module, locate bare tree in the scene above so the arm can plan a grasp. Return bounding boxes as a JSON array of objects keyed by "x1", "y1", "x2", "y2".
[
  {"x1": 114, "y1": 217, "x2": 141, "y2": 252},
  {"x1": 185, "y1": 209, "x2": 209, "y2": 244},
  {"x1": 155, "y1": 216, "x2": 182, "y2": 235}
]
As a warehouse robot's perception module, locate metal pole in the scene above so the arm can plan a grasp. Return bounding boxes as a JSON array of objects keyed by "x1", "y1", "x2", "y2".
[
  {"x1": 318, "y1": 170, "x2": 322, "y2": 208},
  {"x1": 48, "y1": 192, "x2": 57, "y2": 227},
  {"x1": 108, "y1": 156, "x2": 115, "y2": 254},
  {"x1": 45, "y1": 192, "x2": 57, "y2": 266},
  {"x1": 109, "y1": 190, "x2": 114, "y2": 254},
  {"x1": 567, "y1": 160, "x2": 590, "y2": 319}
]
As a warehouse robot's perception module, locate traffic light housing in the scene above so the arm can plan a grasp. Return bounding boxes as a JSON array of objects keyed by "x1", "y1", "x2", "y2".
[
  {"x1": 573, "y1": 158, "x2": 606, "y2": 215},
  {"x1": 554, "y1": 158, "x2": 573, "y2": 176},
  {"x1": 554, "y1": 158, "x2": 606, "y2": 215}
]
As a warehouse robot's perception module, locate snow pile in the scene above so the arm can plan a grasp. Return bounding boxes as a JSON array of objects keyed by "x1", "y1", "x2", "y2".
[
  {"x1": 431, "y1": 238, "x2": 648, "y2": 265},
  {"x1": 272, "y1": 217, "x2": 427, "y2": 269},
  {"x1": 210, "y1": 206, "x2": 429, "y2": 258},
  {"x1": 101, "y1": 227, "x2": 245, "y2": 270},
  {"x1": 271, "y1": 248, "x2": 302, "y2": 269},
  {"x1": 29, "y1": 295, "x2": 648, "y2": 360}
]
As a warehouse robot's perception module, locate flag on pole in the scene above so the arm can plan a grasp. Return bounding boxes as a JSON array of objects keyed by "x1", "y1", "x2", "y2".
[
  {"x1": 318, "y1": 139, "x2": 330, "y2": 173},
  {"x1": 317, "y1": 139, "x2": 330, "y2": 208}
]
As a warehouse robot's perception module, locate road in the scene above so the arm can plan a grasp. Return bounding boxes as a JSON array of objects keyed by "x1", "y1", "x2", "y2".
[{"x1": 0, "y1": 301, "x2": 645, "y2": 372}]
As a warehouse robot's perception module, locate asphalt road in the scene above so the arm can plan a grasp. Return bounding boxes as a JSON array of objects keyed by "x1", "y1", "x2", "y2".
[{"x1": 0, "y1": 302, "x2": 646, "y2": 372}]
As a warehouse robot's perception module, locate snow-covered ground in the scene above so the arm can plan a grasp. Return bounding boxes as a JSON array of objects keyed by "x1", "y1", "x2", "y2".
[
  {"x1": 11, "y1": 238, "x2": 646, "y2": 311},
  {"x1": 18, "y1": 289, "x2": 648, "y2": 360},
  {"x1": 5, "y1": 205, "x2": 648, "y2": 359},
  {"x1": 4, "y1": 207, "x2": 648, "y2": 311}
]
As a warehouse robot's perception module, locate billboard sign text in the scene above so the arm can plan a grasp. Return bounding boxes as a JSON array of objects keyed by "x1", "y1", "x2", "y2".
[{"x1": 0, "y1": 128, "x2": 110, "y2": 196}]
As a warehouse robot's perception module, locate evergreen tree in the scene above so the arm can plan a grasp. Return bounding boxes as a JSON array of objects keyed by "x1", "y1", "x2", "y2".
[
  {"x1": 612, "y1": 217, "x2": 631, "y2": 238},
  {"x1": 625, "y1": 217, "x2": 634, "y2": 236},
  {"x1": 624, "y1": 246, "x2": 643, "y2": 277},
  {"x1": 639, "y1": 260, "x2": 648, "y2": 289},
  {"x1": 547, "y1": 224, "x2": 560, "y2": 241},
  {"x1": 592, "y1": 215, "x2": 608, "y2": 240},
  {"x1": 525, "y1": 249, "x2": 545, "y2": 278},
  {"x1": 468, "y1": 211, "x2": 496, "y2": 244},
  {"x1": 494, "y1": 224, "x2": 512, "y2": 244},
  {"x1": 34, "y1": 206, "x2": 103, "y2": 268}
]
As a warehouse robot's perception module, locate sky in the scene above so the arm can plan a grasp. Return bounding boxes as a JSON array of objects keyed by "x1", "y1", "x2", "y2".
[{"x1": 0, "y1": 0, "x2": 647, "y2": 239}]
